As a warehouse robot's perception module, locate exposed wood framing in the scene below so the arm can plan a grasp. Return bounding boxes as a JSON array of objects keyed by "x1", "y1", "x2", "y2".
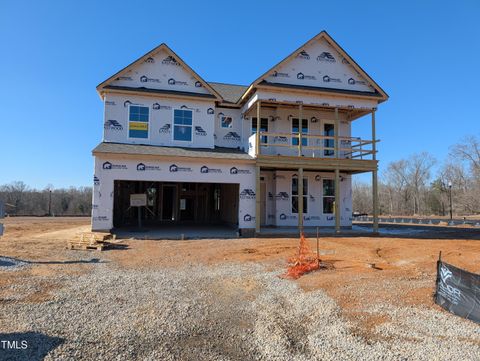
[
  {"x1": 298, "y1": 104, "x2": 303, "y2": 156},
  {"x1": 256, "y1": 101, "x2": 261, "y2": 156},
  {"x1": 372, "y1": 109, "x2": 379, "y2": 232},
  {"x1": 298, "y1": 167, "x2": 304, "y2": 229},
  {"x1": 255, "y1": 165, "x2": 261, "y2": 233},
  {"x1": 335, "y1": 168, "x2": 340, "y2": 233},
  {"x1": 334, "y1": 107, "x2": 339, "y2": 158}
]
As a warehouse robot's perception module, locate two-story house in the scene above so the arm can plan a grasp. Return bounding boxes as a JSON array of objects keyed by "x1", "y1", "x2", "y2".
[{"x1": 92, "y1": 31, "x2": 388, "y2": 236}]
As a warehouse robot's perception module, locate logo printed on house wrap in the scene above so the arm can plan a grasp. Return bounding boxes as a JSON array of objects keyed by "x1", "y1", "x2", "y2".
[
  {"x1": 159, "y1": 124, "x2": 171, "y2": 133},
  {"x1": 200, "y1": 166, "x2": 222, "y2": 174},
  {"x1": 243, "y1": 214, "x2": 255, "y2": 222},
  {"x1": 317, "y1": 52, "x2": 336, "y2": 62},
  {"x1": 223, "y1": 132, "x2": 241, "y2": 141},
  {"x1": 137, "y1": 163, "x2": 161, "y2": 171},
  {"x1": 102, "y1": 162, "x2": 127, "y2": 170},
  {"x1": 104, "y1": 119, "x2": 123, "y2": 131},
  {"x1": 230, "y1": 167, "x2": 251, "y2": 175},
  {"x1": 297, "y1": 50, "x2": 310, "y2": 59},
  {"x1": 140, "y1": 75, "x2": 160, "y2": 83},
  {"x1": 169, "y1": 164, "x2": 192, "y2": 172},
  {"x1": 240, "y1": 189, "x2": 256, "y2": 199}
]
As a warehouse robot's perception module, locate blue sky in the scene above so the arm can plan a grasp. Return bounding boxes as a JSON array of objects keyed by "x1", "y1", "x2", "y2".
[{"x1": 1, "y1": 0, "x2": 479, "y2": 188}]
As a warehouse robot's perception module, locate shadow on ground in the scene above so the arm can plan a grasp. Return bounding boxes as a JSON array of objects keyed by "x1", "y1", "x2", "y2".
[{"x1": 0, "y1": 332, "x2": 63, "y2": 361}]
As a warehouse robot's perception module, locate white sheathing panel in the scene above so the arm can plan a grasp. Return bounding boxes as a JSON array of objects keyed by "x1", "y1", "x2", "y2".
[
  {"x1": 92, "y1": 156, "x2": 256, "y2": 231},
  {"x1": 256, "y1": 89, "x2": 378, "y2": 110},
  {"x1": 264, "y1": 38, "x2": 375, "y2": 93},
  {"x1": 272, "y1": 171, "x2": 352, "y2": 227},
  {"x1": 110, "y1": 49, "x2": 211, "y2": 95},
  {"x1": 214, "y1": 108, "x2": 244, "y2": 149},
  {"x1": 103, "y1": 93, "x2": 215, "y2": 148}
]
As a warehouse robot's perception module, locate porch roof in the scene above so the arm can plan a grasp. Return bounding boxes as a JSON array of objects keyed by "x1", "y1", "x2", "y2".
[{"x1": 92, "y1": 142, "x2": 254, "y2": 161}]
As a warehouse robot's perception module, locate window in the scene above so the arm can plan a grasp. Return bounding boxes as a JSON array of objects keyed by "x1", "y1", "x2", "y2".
[
  {"x1": 129, "y1": 106, "x2": 149, "y2": 138},
  {"x1": 323, "y1": 179, "x2": 335, "y2": 214},
  {"x1": 292, "y1": 118, "x2": 308, "y2": 146},
  {"x1": 292, "y1": 176, "x2": 308, "y2": 214},
  {"x1": 221, "y1": 116, "x2": 233, "y2": 128},
  {"x1": 251, "y1": 117, "x2": 269, "y2": 144},
  {"x1": 324, "y1": 123, "x2": 335, "y2": 156},
  {"x1": 173, "y1": 109, "x2": 193, "y2": 141}
]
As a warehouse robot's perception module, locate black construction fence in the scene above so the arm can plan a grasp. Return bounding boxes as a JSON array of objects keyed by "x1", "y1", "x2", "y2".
[{"x1": 435, "y1": 254, "x2": 480, "y2": 324}]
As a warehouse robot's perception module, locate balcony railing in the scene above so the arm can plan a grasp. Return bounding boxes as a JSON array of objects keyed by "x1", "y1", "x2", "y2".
[{"x1": 248, "y1": 132, "x2": 376, "y2": 160}]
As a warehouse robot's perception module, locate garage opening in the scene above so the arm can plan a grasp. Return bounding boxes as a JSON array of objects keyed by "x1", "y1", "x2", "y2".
[{"x1": 113, "y1": 181, "x2": 239, "y2": 229}]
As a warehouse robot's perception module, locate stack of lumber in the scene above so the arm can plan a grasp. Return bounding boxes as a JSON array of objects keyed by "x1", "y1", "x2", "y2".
[{"x1": 68, "y1": 232, "x2": 117, "y2": 251}]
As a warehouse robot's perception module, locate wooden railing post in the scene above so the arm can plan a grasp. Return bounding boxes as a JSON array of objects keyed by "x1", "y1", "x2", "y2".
[
  {"x1": 335, "y1": 168, "x2": 340, "y2": 233},
  {"x1": 298, "y1": 104, "x2": 303, "y2": 156},
  {"x1": 256, "y1": 101, "x2": 261, "y2": 156},
  {"x1": 298, "y1": 168, "x2": 304, "y2": 230},
  {"x1": 371, "y1": 108, "x2": 379, "y2": 233},
  {"x1": 334, "y1": 107, "x2": 339, "y2": 158},
  {"x1": 256, "y1": 165, "x2": 261, "y2": 233}
]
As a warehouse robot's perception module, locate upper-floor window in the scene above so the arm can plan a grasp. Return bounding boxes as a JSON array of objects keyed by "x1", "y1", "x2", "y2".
[
  {"x1": 129, "y1": 106, "x2": 149, "y2": 139},
  {"x1": 173, "y1": 109, "x2": 193, "y2": 142},
  {"x1": 252, "y1": 117, "x2": 269, "y2": 144},
  {"x1": 292, "y1": 118, "x2": 308, "y2": 146},
  {"x1": 324, "y1": 123, "x2": 335, "y2": 156},
  {"x1": 221, "y1": 116, "x2": 233, "y2": 128}
]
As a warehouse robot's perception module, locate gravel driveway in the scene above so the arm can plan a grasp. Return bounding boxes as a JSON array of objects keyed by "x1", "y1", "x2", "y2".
[{"x1": 1, "y1": 260, "x2": 480, "y2": 360}]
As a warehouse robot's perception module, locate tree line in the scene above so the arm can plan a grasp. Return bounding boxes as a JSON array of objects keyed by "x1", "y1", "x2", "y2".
[
  {"x1": 353, "y1": 135, "x2": 480, "y2": 216},
  {"x1": 0, "y1": 182, "x2": 92, "y2": 216}
]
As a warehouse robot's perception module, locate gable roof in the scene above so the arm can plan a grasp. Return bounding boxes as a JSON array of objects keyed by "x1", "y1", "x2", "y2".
[
  {"x1": 96, "y1": 43, "x2": 222, "y2": 100},
  {"x1": 247, "y1": 30, "x2": 388, "y2": 102},
  {"x1": 208, "y1": 82, "x2": 248, "y2": 104}
]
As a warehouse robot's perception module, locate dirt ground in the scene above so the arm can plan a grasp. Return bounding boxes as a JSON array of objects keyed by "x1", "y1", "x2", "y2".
[{"x1": 1, "y1": 217, "x2": 480, "y2": 358}]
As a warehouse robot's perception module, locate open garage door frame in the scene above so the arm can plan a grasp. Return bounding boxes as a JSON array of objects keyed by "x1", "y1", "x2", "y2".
[{"x1": 113, "y1": 180, "x2": 239, "y2": 228}]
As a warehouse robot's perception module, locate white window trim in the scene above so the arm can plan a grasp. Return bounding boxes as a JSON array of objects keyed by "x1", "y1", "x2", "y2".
[
  {"x1": 291, "y1": 118, "x2": 309, "y2": 147},
  {"x1": 291, "y1": 175, "x2": 309, "y2": 214},
  {"x1": 172, "y1": 108, "x2": 194, "y2": 143},
  {"x1": 322, "y1": 177, "x2": 335, "y2": 214},
  {"x1": 127, "y1": 104, "x2": 150, "y2": 141}
]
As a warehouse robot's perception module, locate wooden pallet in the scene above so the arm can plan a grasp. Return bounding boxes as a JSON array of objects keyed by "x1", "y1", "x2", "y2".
[{"x1": 67, "y1": 232, "x2": 116, "y2": 251}]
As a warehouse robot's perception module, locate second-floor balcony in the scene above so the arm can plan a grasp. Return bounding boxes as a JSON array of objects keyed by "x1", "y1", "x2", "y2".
[{"x1": 248, "y1": 132, "x2": 376, "y2": 160}]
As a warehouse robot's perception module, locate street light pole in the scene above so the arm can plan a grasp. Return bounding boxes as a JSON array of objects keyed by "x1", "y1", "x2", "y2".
[{"x1": 448, "y1": 181, "x2": 453, "y2": 221}]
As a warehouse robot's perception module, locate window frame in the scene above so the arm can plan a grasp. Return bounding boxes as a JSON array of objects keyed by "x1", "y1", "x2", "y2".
[
  {"x1": 251, "y1": 117, "x2": 269, "y2": 144},
  {"x1": 323, "y1": 121, "x2": 335, "y2": 157},
  {"x1": 291, "y1": 176, "x2": 308, "y2": 214},
  {"x1": 172, "y1": 108, "x2": 194, "y2": 143},
  {"x1": 291, "y1": 118, "x2": 309, "y2": 147},
  {"x1": 322, "y1": 178, "x2": 335, "y2": 214},
  {"x1": 127, "y1": 104, "x2": 150, "y2": 140}
]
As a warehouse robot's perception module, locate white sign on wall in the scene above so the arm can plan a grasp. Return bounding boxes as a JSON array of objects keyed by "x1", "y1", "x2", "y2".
[{"x1": 130, "y1": 194, "x2": 147, "y2": 207}]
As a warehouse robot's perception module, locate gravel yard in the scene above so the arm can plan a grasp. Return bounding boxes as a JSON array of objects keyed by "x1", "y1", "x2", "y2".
[{"x1": 1, "y1": 217, "x2": 480, "y2": 360}]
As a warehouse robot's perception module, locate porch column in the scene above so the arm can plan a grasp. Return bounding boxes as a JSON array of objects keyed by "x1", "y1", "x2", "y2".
[
  {"x1": 255, "y1": 101, "x2": 261, "y2": 156},
  {"x1": 335, "y1": 168, "x2": 340, "y2": 233},
  {"x1": 371, "y1": 109, "x2": 379, "y2": 233},
  {"x1": 334, "y1": 107, "x2": 339, "y2": 158},
  {"x1": 298, "y1": 167, "x2": 304, "y2": 230},
  {"x1": 298, "y1": 104, "x2": 303, "y2": 156},
  {"x1": 255, "y1": 165, "x2": 261, "y2": 233}
]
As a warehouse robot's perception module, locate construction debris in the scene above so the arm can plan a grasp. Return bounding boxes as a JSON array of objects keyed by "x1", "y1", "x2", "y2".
[{"x1": 68, "y1": 232, "x2": 117, "y2": 251}]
